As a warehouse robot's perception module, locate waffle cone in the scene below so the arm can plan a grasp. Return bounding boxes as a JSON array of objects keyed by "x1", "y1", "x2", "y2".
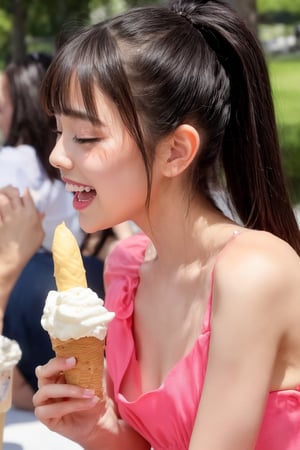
[
  {"x1": 0, "y1": 412, "x2": 5, "y2": 450},
  {"x1": 52, "y1": 222, "x2": 87, "y2": 291},
  {"x1": 51, "y1": 336, "x2": 105, "y2": 398}
]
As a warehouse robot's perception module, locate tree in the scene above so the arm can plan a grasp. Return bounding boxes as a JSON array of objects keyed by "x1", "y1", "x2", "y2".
[
  {"x1": 0, "y1": 8, "x2": 11, "y2": 66},
  {"x1": 1, "y1": 0, "x2": 91, "y2": 62},
  {"x1": 1, "y1": 0, "x2": 156, "y2": 63}
]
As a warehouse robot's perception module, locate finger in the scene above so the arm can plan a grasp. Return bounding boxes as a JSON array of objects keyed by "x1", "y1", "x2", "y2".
[
  {"x1": 22, "y1": 189, "x2": 45, "y2": 226},
  {"x1": 22, "y1": 188, "x2": 36, "y2": 208},
  {"x1": 0, "y1": 186, "x2": 22, "y2": 210},
  {"x1": 0, "y1": 187, "x2": 23, "y2": 220},
  {"x1": 35, "y1": 395, "x2": 99, "y2": 424},
  {"x1": 36, "y1": 356, "x2": 77, "y2": 388},
  {"x1": 33, "y1": 381, "x2": 96, "y2": 405},
  {"x1": 0, "y1": 185, "x2": 20, "y2": 198},
  {"x1": 0, "y1": 192, "x2": 13, "y2": 220}
]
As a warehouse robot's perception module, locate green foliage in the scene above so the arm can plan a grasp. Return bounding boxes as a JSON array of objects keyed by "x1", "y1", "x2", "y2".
[
  {"x1": 0, "y1": 0, "x2": 92, "y2": 63},
  {"x1": 269, "y1": 56, "x2": 300, "y2": 202},
  {"x1": 26, "y1": 0, "x2": 90, "y2": 38},
  {"x1": 0, "y1": 8, "x2": 11, "y2": 67},
  {"x1": 258, "y1": 0, "x2": 300, "y2": 14},
  {"x1": 258, "y1": 0, "x2": 300, "y2": 23},
  {"x1": 270, "y1": 58, "x2": 300, "y2": 126},
  {"x1": 0, "y1": 0, "x2": 158, "y2": 67}
]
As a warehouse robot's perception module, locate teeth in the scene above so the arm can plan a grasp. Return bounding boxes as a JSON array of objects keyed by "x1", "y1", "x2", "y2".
[{"x1": 66, "y1": 183, "x2": 93, "y2": 193}]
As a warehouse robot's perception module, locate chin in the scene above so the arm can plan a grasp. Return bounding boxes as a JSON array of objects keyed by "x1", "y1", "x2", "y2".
[{"x1": 79, "y1": 217, "x2": 110, "y2": 234}]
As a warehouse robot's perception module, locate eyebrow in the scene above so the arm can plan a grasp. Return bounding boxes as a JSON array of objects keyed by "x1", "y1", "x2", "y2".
[{"x1": 63, "y1": 107, "x2": 102, "y2": 125}]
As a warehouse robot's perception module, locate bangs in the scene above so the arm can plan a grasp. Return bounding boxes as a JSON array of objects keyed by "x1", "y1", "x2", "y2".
[
  {"x1": 40, "y1": 19, "x2": 148, "y2": 189},
  {"x1": 40, "y1": 25, "x2": 119, "y2": 123}
]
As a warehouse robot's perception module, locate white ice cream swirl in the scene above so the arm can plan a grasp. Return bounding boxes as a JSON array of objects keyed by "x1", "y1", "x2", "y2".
[
  {"x1": 0, "y1": 336, "x2": 22, "y2": 370},
  {"x1": 41, "y1": 287, "x2": 115, "y2": 341}
]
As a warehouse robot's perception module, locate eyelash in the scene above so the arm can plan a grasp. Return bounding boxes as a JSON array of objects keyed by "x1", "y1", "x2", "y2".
[
  {"x1": 52, "y1": 130, "x2": 100, "y2": 144},
  {"x1": 73, "y1": 136, "x2": 100, "y2": 144}
]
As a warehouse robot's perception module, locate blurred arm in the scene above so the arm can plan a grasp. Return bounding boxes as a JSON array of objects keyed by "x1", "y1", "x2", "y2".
[{"x1": 0, "y1": 186, "x2": 44, "y2": 331}]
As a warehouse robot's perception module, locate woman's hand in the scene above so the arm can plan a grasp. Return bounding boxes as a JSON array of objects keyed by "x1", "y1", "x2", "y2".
[
  {"x1": 34, "y1": 357, "x2": 151, "y2": 450},
  {"x1": 33, "y1": 357, "x2": 117, "y2": 449}
]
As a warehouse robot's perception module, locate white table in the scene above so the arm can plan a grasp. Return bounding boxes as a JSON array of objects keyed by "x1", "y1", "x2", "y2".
[{"x1": 3, "y1": 407, "x2": 82, "y2": 450}]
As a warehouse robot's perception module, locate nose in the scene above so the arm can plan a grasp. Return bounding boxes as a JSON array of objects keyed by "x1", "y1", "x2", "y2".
[{"x1": 49, "y1": 140, "x2": 73, "y2": 170}]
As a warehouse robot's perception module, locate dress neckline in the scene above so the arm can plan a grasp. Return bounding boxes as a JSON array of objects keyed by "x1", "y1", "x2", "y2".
[{"x1": 117, "y1": 230, "x2": 244, "y2": 403}]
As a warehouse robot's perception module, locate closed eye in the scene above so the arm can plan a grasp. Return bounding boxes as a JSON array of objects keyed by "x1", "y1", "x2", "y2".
[{"x1": 73, "y1": 136, "x2": 100, "y2": 144}]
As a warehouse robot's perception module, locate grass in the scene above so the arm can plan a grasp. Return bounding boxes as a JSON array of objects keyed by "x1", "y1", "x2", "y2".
[
  {"x1": 268, "y1": 55, "x2": 300, "y2": 126},
  {"x1": 267, "y1": 54, "x2": 300, "y2": 202}
]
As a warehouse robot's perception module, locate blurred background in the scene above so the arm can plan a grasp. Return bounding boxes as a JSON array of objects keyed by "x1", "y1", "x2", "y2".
[{"x1": 0, "y1": 0, "x2": 299, "y2": 208}]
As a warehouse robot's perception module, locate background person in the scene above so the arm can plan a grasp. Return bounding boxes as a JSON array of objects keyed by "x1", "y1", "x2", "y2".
[
  {"x1": 0, "y1": 186, "x2": 44, "y2": 409},
  {"x1": 0, "y1": 52, "x2": 84, "y2": 249},
  {"x1": 0, "y1": 54, "x2": 105, "y2": 410}
]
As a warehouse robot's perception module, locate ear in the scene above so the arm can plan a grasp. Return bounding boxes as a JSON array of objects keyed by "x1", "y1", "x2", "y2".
[{"x1": 161, "y1": 124, "x2": 200, "y2": 178}]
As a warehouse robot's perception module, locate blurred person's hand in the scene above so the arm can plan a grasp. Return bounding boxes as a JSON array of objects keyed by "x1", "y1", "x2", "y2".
[
  {"x1": 0, "y1": 186, "x2": 44, "y2": 329},
  {"x1": 0, "y1": 185, "x2": 44, "y2": 275}
]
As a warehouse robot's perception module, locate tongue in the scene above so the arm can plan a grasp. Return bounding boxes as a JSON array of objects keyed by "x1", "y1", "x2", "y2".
[{"x1": 77, "y1": 190, "x2": 96, "y2": 202}]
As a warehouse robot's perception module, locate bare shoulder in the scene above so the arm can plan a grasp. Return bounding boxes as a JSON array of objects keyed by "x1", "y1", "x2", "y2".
[{"x1": 213, "y1": 230, "x2": 300, "y2": 319}]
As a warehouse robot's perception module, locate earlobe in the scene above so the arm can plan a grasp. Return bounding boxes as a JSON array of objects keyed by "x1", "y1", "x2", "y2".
[{"x1": 163, "y1": 124, "x2": 200, "y2": 178}]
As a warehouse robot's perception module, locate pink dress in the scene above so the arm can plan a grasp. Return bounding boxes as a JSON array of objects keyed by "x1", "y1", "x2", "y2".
[{"x1": 104, "y1": 233, "x2": 300, "y2": 449}]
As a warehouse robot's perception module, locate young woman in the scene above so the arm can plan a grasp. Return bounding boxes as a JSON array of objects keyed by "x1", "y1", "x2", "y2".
[{"x1": 33, "y1": 1, "x2": 300, "y2": 449}]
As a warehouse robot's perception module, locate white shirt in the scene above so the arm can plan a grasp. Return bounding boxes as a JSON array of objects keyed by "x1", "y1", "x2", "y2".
[{"x1": 0, "y1": 144, "x2": 84, "y2": 251}]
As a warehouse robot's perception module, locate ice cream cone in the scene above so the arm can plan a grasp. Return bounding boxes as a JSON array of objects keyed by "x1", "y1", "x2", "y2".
[
  {"x1": 43, "y1": 222, "x2": 114, "y2": 400},
  {"x1": 0, "y1": 367, "x2": 14, "y2": 450},
  {"x1": 51, "y1": 336, "x2": 105, "y2": 398},
  {"x1": 0, "y1": 412, "x2": 5, "y2": 450}
]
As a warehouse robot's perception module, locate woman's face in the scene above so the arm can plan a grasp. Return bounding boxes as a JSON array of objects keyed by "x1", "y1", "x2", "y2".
[
  {"x1": 50, "y1": 80, "x2": 149, "y2": 233},
  {"x1": 0, "y1": 74, "x2": 13, "y2": 143}
]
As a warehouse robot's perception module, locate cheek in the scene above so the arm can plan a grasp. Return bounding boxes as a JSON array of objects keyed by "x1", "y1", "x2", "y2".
[{"x1": 88, "y1": 151, "x2": 148, "y2": 204}]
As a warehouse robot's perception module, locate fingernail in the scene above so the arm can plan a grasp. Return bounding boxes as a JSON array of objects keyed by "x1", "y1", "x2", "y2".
[
  {"x1": 82, "y1": 389, "x2": 95, "y2": 398},
  {"x1": 65, "y1": 357, "x2": 76, "y2": 367},
  {"x1": 89, "y1": 396, "x2": 100, "y2": 404}
]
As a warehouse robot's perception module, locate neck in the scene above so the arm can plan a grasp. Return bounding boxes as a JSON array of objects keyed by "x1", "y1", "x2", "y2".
[{"x1": 134, "y1": 192, "x2": 235, "y2": 272}]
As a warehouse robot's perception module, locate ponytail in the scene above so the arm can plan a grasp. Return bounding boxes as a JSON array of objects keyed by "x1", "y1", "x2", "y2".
[{"x1": 171, "y1": 0, "x2": 300, "y2": 254}]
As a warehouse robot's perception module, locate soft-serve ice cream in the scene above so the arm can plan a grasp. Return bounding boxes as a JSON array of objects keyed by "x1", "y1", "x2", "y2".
[
  {"x1": 0, "y1": 336, "x2": 21, "y2": 371},
  {"x1": 0, "y1": 336, "x2": 22, "y2": 450},
  {"x1": 41, "y1": 222, "x2": 114, "y2": 398},
  {"x1": 41, "y1": 287, "x2": 115, "y2": 341}
]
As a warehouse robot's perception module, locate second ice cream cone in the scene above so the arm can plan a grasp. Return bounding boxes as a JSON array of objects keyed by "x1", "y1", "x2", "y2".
[
  {"x1": 51, "y1": 336, "x2": 105, "y2": 398},
  {"x1": 0, "y1": 337, "x2": 21, "y2": 450},
  {"x1": 0, "y1": 412, "x2": 5, "y2": 450}
]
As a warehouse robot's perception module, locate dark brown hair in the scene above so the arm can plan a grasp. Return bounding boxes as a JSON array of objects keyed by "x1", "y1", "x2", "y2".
[
  {"x1": 4, "y1": 53, "x2": 58, "y2": 180},
  {"x1": 41, "y1": 0, "x2": 300, "y2": 253}
]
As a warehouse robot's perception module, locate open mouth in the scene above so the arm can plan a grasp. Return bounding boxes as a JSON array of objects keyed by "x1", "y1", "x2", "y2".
[{"x1": 66, "y1": 183, "x2": 96, "y2": 203}]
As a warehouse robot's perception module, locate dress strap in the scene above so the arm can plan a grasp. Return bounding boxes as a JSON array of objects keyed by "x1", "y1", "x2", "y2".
[{"x1": 202, "y1": 230, "x2": 243, "y2": 332}]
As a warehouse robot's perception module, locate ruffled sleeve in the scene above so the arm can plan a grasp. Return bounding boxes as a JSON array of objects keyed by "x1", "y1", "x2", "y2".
[
  {"x1": 104, "y1": 233, "x2": 150, "y2": 316},
  {"x1": 104, "y1": 233, "x2": 150, "y2": 393}
]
